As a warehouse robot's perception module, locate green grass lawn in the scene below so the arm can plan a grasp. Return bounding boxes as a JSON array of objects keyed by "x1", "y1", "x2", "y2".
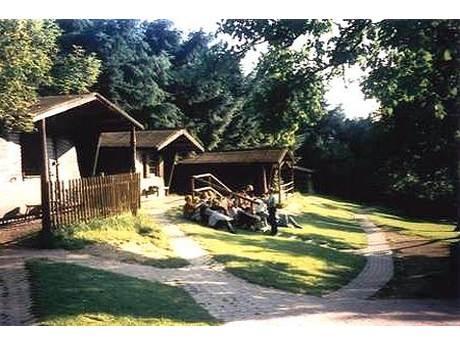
[
  {"x1": 281, "y1": 194, "x2": 367, "y2": 250},
  {"x1": 367, "y1": 210, "x2": 458, "y2": 243},
  {"x1": 172, "y1": 193, "x2": 366, "y2": 296},
  {"x1": 48, "y1": 213, "x2": 188, "y2": 268},
  {"x1": 26, "y1": 259, "x2": 218, "y2": 326},
  {"x1": 367, "y1": 207, "x2": 459, "y2": 299}
]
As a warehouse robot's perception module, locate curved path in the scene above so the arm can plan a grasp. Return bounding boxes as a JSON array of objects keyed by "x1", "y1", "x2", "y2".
[
  {"x1": 324, "y1": 213, "x2": 394, "y2": 300},
  {"x1": 0, "y1": 197, "x2": 458, "y2": 325}
]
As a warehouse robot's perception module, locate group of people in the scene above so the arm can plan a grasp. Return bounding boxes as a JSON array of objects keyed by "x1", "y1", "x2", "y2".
[{"x1": 182, "y1": 184, "x2": 301, "y2": 235}]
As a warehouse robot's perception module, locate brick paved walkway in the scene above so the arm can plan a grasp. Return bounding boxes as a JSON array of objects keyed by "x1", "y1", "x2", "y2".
[
  {"x1": 324, "y1": 213, "x2": 394, "y2": 300},
  {"x1": 0, "y1": 254, "x2": 35, "y2": 325},
  {"x1": 1, "y1": 197, "x2": 458, "y2": 325}
]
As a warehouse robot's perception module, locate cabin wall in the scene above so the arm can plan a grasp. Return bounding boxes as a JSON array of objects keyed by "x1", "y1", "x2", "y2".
[
  {"x1": 0, "y1": 134, "x2": 81, "y2": 219},
  {"x1": 49, "y1": 138, "x2": 81, "y2": 181},
  {"x1": 172, "y1": 163, "x2": 273, "y2": 195},
  {"x1": 0, "y1": 133, "x2": 22, "y2": 183}
]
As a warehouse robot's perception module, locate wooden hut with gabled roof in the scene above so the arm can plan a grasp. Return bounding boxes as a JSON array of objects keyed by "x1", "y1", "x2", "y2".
[
  {"x1": 96, "y1": 129, "x2": 204, "y2": 197},
  {"x1": 0, "y1": 92, "x2": 143, "y2": 224},
  {"x1": 172, "y1": 147, "x2": 296, "y2": 200}
]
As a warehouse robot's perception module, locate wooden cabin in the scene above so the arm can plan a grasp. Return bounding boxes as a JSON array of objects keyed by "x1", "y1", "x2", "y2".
[
  {"x1": 96, "y1": 129, "x2": 204, "y2": 197},
  {"x1": 172, "y1": 148, "x2": 296, "y2": 200},
  {"x1": 0, "y1": 93, "x2": 143, "y2": 220}
]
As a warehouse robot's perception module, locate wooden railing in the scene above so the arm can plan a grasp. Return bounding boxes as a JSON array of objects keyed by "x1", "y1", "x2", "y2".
[
  {"x1": 47, "y1": 172, "x2": 140, "y2": 228},
  {"x1": 191, "y1": 173, "x2": 259, "y2": 212},
  {"x1": 281, "y1": 181, "x2": 294, "y2": 195}
]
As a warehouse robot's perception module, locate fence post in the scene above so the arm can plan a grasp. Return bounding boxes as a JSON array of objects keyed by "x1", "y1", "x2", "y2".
[{"x1": 39, "y1": 119, "x2": 52, "y2": 246}]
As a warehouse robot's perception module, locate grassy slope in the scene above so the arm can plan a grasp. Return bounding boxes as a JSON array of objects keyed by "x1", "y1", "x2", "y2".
[
  {"x1": 367, "y1": 210, "x2": 457, "y2": 243},
  {"x1": 26, "y1": 259, "x2": 218, "y2": 326},
  {"x1": 50, "y1": 213, "x2": 188, "y2": 268},
  {"x1": 173, "y1": 194, "x2": 366, "y2": 296},
  {"x1": 282, "y1": 194, "x2": 367, "y2": 250},
  {"x1": 368, "y1": 208, "x2": 459, "y2": 299}
]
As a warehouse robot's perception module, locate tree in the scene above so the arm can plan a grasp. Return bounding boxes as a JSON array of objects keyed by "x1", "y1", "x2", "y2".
[
  {"x1": 0, "y1": 20, "x2": 60, "y2": 133},
  {"x1": 221, "y1": 19, "x2": 459, "y2": 220},
  {"x1": 169, "y1": 32, "x2": 246, "y2": 150},
  {"x1": 244, "y1": 48, "x2": 326, "y2": 147},
  {"x1": 56, "y1": 19, "x2": 181, "y2": 128},
  {"x1": 45, "y1": 45, "x2": 101, "y2": 95},
  {"x1": 0, "y1": 20, "x2": 102, "y2": 134}
]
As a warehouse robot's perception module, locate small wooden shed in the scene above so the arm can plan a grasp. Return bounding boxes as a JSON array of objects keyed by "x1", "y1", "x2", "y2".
[
  {"x1": 173, "y1": 148, "x2": 295, "y2": 199},
  {"x1": 0, "y1": 93, "x2": 143, "y2": 221},
  {"x1": 96, "y1": 129, "x2": 204, "y2": 196}
]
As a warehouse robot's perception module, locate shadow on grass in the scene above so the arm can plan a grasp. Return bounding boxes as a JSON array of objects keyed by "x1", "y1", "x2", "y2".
[
  {"x1": 366, "y1": 207, "x2": 456, "y2": 226},
  {"x1": 26, "y1": 259, "x2": 217, "y2": 325},
  {"x1": 173, "y1": 219, "x2": 366, "y2": 295},
  {"x1": 13, "y1": 225, "x2": 189, "y2": 269},
  {"x1": 295, "y1": 212, "x2": 362, "y2": 233},
  {"x1": 214, "y1": 253, "x2": 363, "y2": 296},
  {"x1": 374, "y1": 250, "x2": 459, "y2": 300},
  {"x1": 290, "y1": 233, "x2": 359, "y2": 251}
]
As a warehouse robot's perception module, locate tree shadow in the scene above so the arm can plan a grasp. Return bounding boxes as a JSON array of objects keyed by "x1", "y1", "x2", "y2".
[
  {"x1": 295, "y1": 212, "x2": 362, "y2": 233},
  {"x1": 286, "y1": 232, "x2": 359, "y2": 250},
  {"x1": 27, "y1": 259, "x2": 216, "y2": 325},
  {"x1": 212, "y1": 253, "x2": 363, "y2": 296},
  {"x1": 366, "y1": 207, "x2": 456, "y2": 226},
  {"x1": 9, "y1": 224, "x2": 189, "y2": 269},
  {"x1": 374, "y1": 250, "x2": 459, "y2": 299}
]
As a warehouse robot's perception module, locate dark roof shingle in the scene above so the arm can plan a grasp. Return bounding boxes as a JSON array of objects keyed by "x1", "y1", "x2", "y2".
[
  {"x1": 30, "y1": 93, "x2": 143, "y2": 129},
  {"x1": 178, "y1": 148, "x2": 292, "y2": 165},
  {"x1": 99, "y1": 129, "x2": 204, "y2": 151}
]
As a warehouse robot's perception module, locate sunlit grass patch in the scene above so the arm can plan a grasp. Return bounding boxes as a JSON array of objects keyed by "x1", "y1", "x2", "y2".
[
  {"x1": 172, "y1": 194, "x2": 366, "y2": 295},
  {"x1": 367, "y1": 210, "x2": 457, "y2": 243},
  {"x1": 49, "y1": 213, "x2": 188, "y2": 268},
  {"x1": 26, "y1": 259, "x2": 218, "y2": 326},
  {"x1": 281, "y1": 194, "x2": 367, "y2": 250}
]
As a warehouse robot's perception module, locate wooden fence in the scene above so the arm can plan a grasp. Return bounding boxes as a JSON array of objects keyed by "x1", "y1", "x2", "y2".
[
  {"x1": 191, "y1": 173, "x2": 259, "y2": 212},
  {"x1": 47, "y1": 172, "x2": 141, "y2": 228}
]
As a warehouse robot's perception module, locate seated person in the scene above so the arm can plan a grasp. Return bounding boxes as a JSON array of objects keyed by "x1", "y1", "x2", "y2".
[
  {"x1": 237, "y1": 208, "x2": 261, "y2": 230},
  {"x1": 244, "y1": 184, "x2": 255, "y2": 198},
  {"x1": 253, "y1": 198, "x2": 270, "y2": 232},
  {"x1": 210, "y1": 196, "x2": 228, "y2": 215},
  {"x1": 204, "y1": 205, "x2": 236, "y2": 234},
  {"x1": 277, "y1": 213, "x2": 302, "y2": 229},
  {"x1": 183, "y1": 195, "x2": 196, "y2": 219}
]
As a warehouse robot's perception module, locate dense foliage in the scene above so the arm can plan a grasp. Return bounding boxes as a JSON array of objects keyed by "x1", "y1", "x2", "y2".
[
  {"x1": 1, "y1": 19, "x2": 457, "y2": 218},
  {"x1": 0, "y1": 20, "x2": 101, "y2": 133}
]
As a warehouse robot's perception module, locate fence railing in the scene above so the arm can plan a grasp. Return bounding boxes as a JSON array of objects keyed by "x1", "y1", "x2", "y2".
[
  {"x1": 281, "y1": 180, "x2": 294, "y2": 196},
  {"x1": 47, "y1": 172, "x2": 141, "y2": 228},
  {"x1": 191, "y1": 173, "x2": 259, "y2": 212}
]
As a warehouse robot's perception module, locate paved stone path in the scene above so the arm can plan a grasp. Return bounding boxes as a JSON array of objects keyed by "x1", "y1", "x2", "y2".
[
  {"x1": 1, "y1": 197, "x2": 459, "y2": 325},
  {"x1": 0, "y1": 254, "x2": 35, "y2": 325},
  {"x1": 324, "y1": 213, "x2": 394, "y2": 300}
]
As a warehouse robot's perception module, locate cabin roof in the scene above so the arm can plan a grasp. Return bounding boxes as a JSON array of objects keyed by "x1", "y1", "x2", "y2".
[
  {"x1": 178, "y1": 148, "x2": 293, "y2": 165},
  {"x1": 99, "y1": 129, "x2": 205, "y2": 152},
  {"x1": 30, "y1": 93, "x2": 144, "y2": 129}
]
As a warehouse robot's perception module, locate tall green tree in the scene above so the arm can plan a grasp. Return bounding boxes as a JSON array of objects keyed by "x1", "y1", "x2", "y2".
[
  {"x1": 220, "y1": 20, "x2": 332, "y2": 147},
  {"x1": 245, "y1": 48, "x2": 326, "y2": 147},
  {"x1": 0, "y1": 20, "x2": 101, "y2": 134},
  {"x1": 0, "y1": 20, "x2": 60, "y2": 133},
  {"x1": 56, "y1": 19, "x2": 181, "y2": 128},
  {"x1": 221, "y1": 19, "x2": 459, "y2": 219},
  {"x1": 169, "y1": 31, "x2": 247, "y2": 150},
  {"x1": 44, "y1": 45, "x2": 101, "y2": 95}
]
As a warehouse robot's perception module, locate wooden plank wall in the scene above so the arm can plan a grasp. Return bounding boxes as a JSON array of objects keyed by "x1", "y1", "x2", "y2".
[{"x1": 47, "y1": 172, "x2": 140, "y2": 228}]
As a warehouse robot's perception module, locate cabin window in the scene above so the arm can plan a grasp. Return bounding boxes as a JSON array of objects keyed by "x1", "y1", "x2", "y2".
[
  {"x1": 20, "y1": 133, "x2": 41, "y2": 177},
  {"x1": 141, "y1": 153, "x2": 158, "y2": 178},
  {"x1": 147, "y1": 156, "x2": 159, "y2": 177}
]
